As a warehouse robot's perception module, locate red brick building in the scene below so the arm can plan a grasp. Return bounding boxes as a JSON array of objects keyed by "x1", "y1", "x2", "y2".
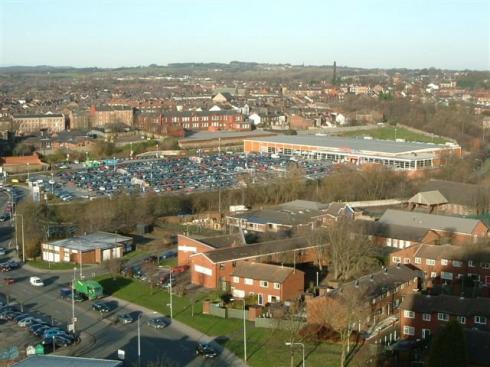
[
  {"x1": 188, "y1": 236, "x2": 322, "y2": 290},
  {"x1": 230, "y1": 262, "x2": 304, "y2": 305},
  {"x1": 135, "y1": 109, "x2": 250, "y2": 136},
  {"x1": 400, "y1": 294, "x2": 490, "y2": 340},
  {"x1": 389, "y1": 244, "x2": 490, "y2": 289},
  {"x1": 307, "y1": 264, "x2": 422, "y2": 328},
  {"x1": 177, "y1": 233, "x2": 244, "y2": 266},
  {"x1": 90, "y1": 105, "x2": 134, "y2": 127}
]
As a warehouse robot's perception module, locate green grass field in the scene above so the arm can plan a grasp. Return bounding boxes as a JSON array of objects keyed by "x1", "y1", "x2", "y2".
[
  {"x1": 96, "y1": 275, "x2": 342, "y2": 367},
  {"x1": 338, "y1": 126, "x2": 448, "y2": 144},
  {"x1": 27, "y1": 260, "x2": 77, "y2": 270}
]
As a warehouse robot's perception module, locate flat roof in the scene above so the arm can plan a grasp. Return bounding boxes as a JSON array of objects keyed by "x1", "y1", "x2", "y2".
[
  {"x1": 245, "y1": 135, "x2": 456, "y2": 155},
  {"x1": 47, "y1": 231, "x2": 132, "y2": 252},
  {"x1": 12, "y1": 355, "x2": 122, "y2": 367}
]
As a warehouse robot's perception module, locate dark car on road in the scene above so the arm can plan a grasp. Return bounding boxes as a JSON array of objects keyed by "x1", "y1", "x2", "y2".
[
  {"x1": 91, "y1": 301, "x2": 111, "y2": 313},
  {"x1": 117, "y1": 313, "x2": 134, "y2": 324},
  {"x1": 147, "y1": 317, "x2": 169, "y2": 329},
  {"x1": 195, "y1": 343, "x2": 218, "y2": 358}
]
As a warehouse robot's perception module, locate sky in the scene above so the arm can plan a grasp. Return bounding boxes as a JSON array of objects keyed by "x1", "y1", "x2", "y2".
[{"x1": 1, "y1": 0, "x2": 489, "y2": 70}]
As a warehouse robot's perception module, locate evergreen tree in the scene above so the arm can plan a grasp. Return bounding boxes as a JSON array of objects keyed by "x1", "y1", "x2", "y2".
[{"x1": 427, "y1": 320, "x2": 467, "y2": 367}]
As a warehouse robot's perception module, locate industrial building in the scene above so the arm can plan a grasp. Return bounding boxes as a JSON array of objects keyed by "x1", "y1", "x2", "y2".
[{"x1": 243, "y1": 135, "x2": 461, "y2": 171}]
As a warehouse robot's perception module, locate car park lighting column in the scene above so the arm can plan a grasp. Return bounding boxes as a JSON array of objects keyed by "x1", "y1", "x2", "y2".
[
  {"x1": 137, "y1": 313, "x2": 142, "y2": 366},
  {"x1": 72, "y1": 266, "x2": 76, "y2": 334},
  {"x1": 14, "y1": 214, "x2": 25, "y2": 262}
]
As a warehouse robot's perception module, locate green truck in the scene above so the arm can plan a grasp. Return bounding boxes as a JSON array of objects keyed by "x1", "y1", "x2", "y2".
[{"x1": 74, "y1": 280, "x2": 103, "y2": 300}]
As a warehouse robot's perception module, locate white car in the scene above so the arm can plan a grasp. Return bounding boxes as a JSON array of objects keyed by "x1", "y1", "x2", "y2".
[{"x1": 29, "y1": 276, "x2": 44, "y2": 287}]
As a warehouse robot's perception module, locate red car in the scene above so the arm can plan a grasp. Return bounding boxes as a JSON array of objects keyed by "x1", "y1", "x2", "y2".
[
  {"x1": 171, "y1": 265, "x2": 189, "y2": 274},
  {"x1": 4, "y1": 277, "x2": 15, "y2": 285}
]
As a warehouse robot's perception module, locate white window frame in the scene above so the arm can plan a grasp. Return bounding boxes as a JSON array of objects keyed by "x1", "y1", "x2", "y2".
[
  {"x1": 273, "y1": 282, "x2": 281, "y2": 289},
  {"x1": 426, "y1": 259, "x2": 436, "y2": 266},
  {"x1": 392, "y1": 256, "x2": 401, "y2": 264},
  {"x1": 260, "y1": 280, "x2": 269, "y2": 288},
  {"x1": 457, "y1": 316, "x2": 466, "y2": 324},
  {"x1": 422, "y1": 313, "x2": 431, "y2": 321},
  {"x1": 438, "y1": 313, "x2": 449, "y2": 321},
  {"x1": 232, "y1": 276, "x2": 240, "y2": 284},
  {"x1": 404, "y1": 310, "x2": 415, "y2": 319},
  {"x1": 244, "y1": 278, "x2": 253, "y2": 285},
  {"x1": 403, "y1": 326, "x2": 415, "y2": 336},
  {"x1": 415, "y1": 257, "x2": 421, "y2": 264},
  {"x1": 441, "y1": 259, "x2": 448, "y2": 266},
  {"x1": 441, "y1": 271, "x2": 453, "y2": 280},
  {"x1": 468, "y1": 260, "x2": 475, "y2": 267},
  {"x1": 431, "y1": 272, "x2": 437, "y2": 278},
  {"x1": 474, "y1": 316, "x2": 487, "y2": 325},
  {"x1": 453, "y1": 260, "x2": 462, "y2": 268}
]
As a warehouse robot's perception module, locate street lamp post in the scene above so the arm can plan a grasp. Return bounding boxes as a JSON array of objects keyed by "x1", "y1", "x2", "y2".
[
  {"x1": 137, "y1": 313, "x2": 143, "y2": 366},
  {"x1": 285, "y1": 342, "x2": 305, "y2": 367},
  {"x1": 72, "y1": 266, "x2": 77, "y2": 334},
  {"x1": 231, "y1": 298, "x2": 247, "y2": 362},
  {"x1": 160, "y1": 266, "x2": 173, "y2": 319},
  {"x1": 14, "y1": 214, "x2": 25, "y2": 262}
]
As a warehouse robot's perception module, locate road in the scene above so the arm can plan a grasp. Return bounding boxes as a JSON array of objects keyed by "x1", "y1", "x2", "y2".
[{"x1": 0, "y1": 196, "x2": 245, "y2": 366}]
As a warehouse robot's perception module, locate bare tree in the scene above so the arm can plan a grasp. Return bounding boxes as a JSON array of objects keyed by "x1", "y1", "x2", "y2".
[{"x1": 104, "y1": 258, "x2": 122, "y2": 280}]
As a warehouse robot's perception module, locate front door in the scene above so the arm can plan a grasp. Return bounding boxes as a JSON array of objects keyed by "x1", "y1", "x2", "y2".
[
  {"x1": 422, "y1": 329, "x2": 431, "y2": 339},
  {"x1": 258, "y1": 294, "x2": 264, "y2": 306}
]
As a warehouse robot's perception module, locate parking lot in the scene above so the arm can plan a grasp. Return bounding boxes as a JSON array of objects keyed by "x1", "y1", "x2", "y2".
[{"x1": 37, "y1": 152, "x2": 332, "y2": 200}]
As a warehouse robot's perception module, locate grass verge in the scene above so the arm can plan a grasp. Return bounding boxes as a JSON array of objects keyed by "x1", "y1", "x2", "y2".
[
  {"x1": 338, "y1": 126, "x2": 447, "y2": 144},
  {"x1": 96, "y1": 275, "x2": 342, "y2": 367}
]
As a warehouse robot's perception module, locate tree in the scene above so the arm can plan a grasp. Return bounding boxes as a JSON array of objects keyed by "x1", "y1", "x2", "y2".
[
  {"x1": 427, "y1": 320, "x2": 467, "y2": 367},
  {"x1": 279, "y1": 299, "x2": 306, "y2": 367},
  {"x1": 308, "y1": 289, "x2": 367, "y2": 367},
  {"x1": 104, "y1": 258, "x2": 122, "y2": 280},
  {"x1": 325, "y1": 219, "x2": 378, "y2": 281}
]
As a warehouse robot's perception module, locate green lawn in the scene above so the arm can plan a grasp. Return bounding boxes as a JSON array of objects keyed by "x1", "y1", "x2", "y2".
[
  {"x1": 338, "y1": 126, "x2": 448, "y2": 144},
  {"x1": 96, "y1": 275, "x2": 341, "y2": 367},
  {"x1": 27, "y1": 260, "x2": 77, "y2": 270}
]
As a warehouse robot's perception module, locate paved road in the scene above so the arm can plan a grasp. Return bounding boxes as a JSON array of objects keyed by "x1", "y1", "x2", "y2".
[{"x1": 0, "y1": 225, "x2": 245, "y2": 366}]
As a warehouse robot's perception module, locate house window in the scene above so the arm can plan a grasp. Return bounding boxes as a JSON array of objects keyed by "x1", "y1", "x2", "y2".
[
  {"x1": 468, "y1": 260, "x2": 475, "y2": 267},
  {"x1": 392, "y1": 256, "x2": 401, "y2": 264},
  {"x1": 403, "y1": 258, "x2": 411, "y2": 264},
  {"x1": 457, "y1": 316, "x2": 466, "y2": 324},
  {"x1": 422, "y1": 313, "x2": 431, "y2": 322},
  {"x1": 403, "y1": 326, "x2": 415, "y2": 336},
  {"x1": 422, "y1": 328, "x2": 431, "y2": 339},
  {"x1": 474, "y1": 316, "x2": 487, "y2": 325},
  {"x1": 453, "y1": 260, "x2": 462, "y2": 268},
  {"x1": 438, "y1": 313, "x2": 449, "y2": 321},
  {"x1": 481, "y1": 263, "x2": 490, "y2": 269},
  {"x1": 415, "y1": 257, "x2": 421, "y2": 264},
  {"x1": 431, "y1": 272, "x2": 438, "y2": 278},
  {"x1": 232, "y1": 276, "x2": 240, "y2": 284},
  {"x1": 404, "y1": 310, "x2": 415, "y2": 319},
  {"x1": 273, "y1": 282, "x2": 281, "y2": 289},
  {"x1": 244, "y1": 278, "x2": 253, "y2": 285},
  {"x1": 441, "y1": 259, "x2": 448, "y2": 266},
  {"x1": 426, "y1": 259, "x2": 436, "y2": 266},
  {"x1": 268, "y1": 295, "x2": 280, "y2": 303},
  {"x1": 260, "y1": 280, "x2": 269, "y2": 288},
  {"x1": 441, "y1": 272, "x2": 453, "y2": 280}
]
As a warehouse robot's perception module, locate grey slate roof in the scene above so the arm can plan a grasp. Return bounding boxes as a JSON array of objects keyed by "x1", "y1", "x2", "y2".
[
  {"x1": 413, "y1": 244, "x2": 490, "y2": 262},
  {"x1": 12, "y1": 355, "x2": 122, "y2": 367},
  {"x1": 202, "y1": 237, "x2": 311, "y2": 263},
  {"x1": 197, "y1": 233, "x2": 245, "y2": 249},
  {"x1": 359, "y1": 220, "x2": 430, "y2": 242},
  {"x1": 231, "y1": 262, "x2": 298, "y2": 283},
  {"x1": 420, "y1": 179, "x2": 490, "y2": 207},
  {"x1": 245, "y1": 135, "x2": 450, "y2": 155},
  {"x1": 401, "y1": 294, "x2": 490, "y2": 318},
  {"x1": 408, "y1": 191, "x2": 448, "y2": 206},
  {"x1": 335, "y1": 264, "x2": 423, "y2": 300},
  {"x1": 47, "y1": 231, "x2": 132, "y2": 252},
  {"x1": 378, "y1": 209, "x2": 483, "y2": 234}
]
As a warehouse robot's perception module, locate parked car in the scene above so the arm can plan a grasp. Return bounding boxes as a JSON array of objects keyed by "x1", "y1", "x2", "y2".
[
  {"x1": 41, "y1": 335, "x2": 73, "y2": 348},
  {"x1": 0, "y1": 247, "x2": 7, "y2": 255},
  {"x1": 29, "y1": 276, "x2": 44, "y2": 287},
  {"x1": 33, "y1": 325, "x2": 52, "y2": 337},
  {"x1": 19, "y1": 317, "x2": 43, "y2": 327},
  {"x1": 171, "y1": 265, "x2": 189, "y2": 274},
  {"x1": 117, "y1": 313, "x2": 134, "y2": 324},
  {"x1": 4, "y1": 277, "x2": 15, "y2": 285},
  {"x1": 160, "y1": 250, "x2": 177, "y2": 259},
  {"x1": 147, "y1": 317, "x2": 169, "y2": 329},
  {"x1": 91, "y1": 301, "x2": 111, "y2": 313},
  {"x1": 195, "y1": 343, "x2": 218, "y2": 359}
]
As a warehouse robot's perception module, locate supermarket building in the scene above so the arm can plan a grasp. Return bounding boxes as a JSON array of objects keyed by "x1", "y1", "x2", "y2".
[{"x1": 243, "y1": 135, "x2": 461, "y2": 171}]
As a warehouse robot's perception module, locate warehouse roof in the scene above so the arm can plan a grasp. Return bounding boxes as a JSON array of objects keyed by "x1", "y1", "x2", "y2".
[
  {"x1": 47, "y1": 231, "x2": 132, "y2": 252},
  {"x1": 378, "y1": 209, "x2": 483, "y2": 234},
  {"x1": 245, "y1": 135, "x2": 453, "y2": 155}
]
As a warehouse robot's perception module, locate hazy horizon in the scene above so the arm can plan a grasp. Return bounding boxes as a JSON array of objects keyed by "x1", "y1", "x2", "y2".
[{"x1": 1, "y1": 0, "x2": 489, "y2": 71}]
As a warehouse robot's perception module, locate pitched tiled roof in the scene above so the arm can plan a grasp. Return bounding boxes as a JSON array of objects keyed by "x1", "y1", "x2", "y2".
[
  {"x1": 231, "y1": 262, "x2": 300, "y2": 283},
  {"x1": 408, "y1": 191, "x2": 448, "y2": 206},
  {"x1": 379, "y1": 209, "x2": 484, "y2": 234},
  {"x1": 421, "y1": 179, "x2": 490, "y2": 207}
]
